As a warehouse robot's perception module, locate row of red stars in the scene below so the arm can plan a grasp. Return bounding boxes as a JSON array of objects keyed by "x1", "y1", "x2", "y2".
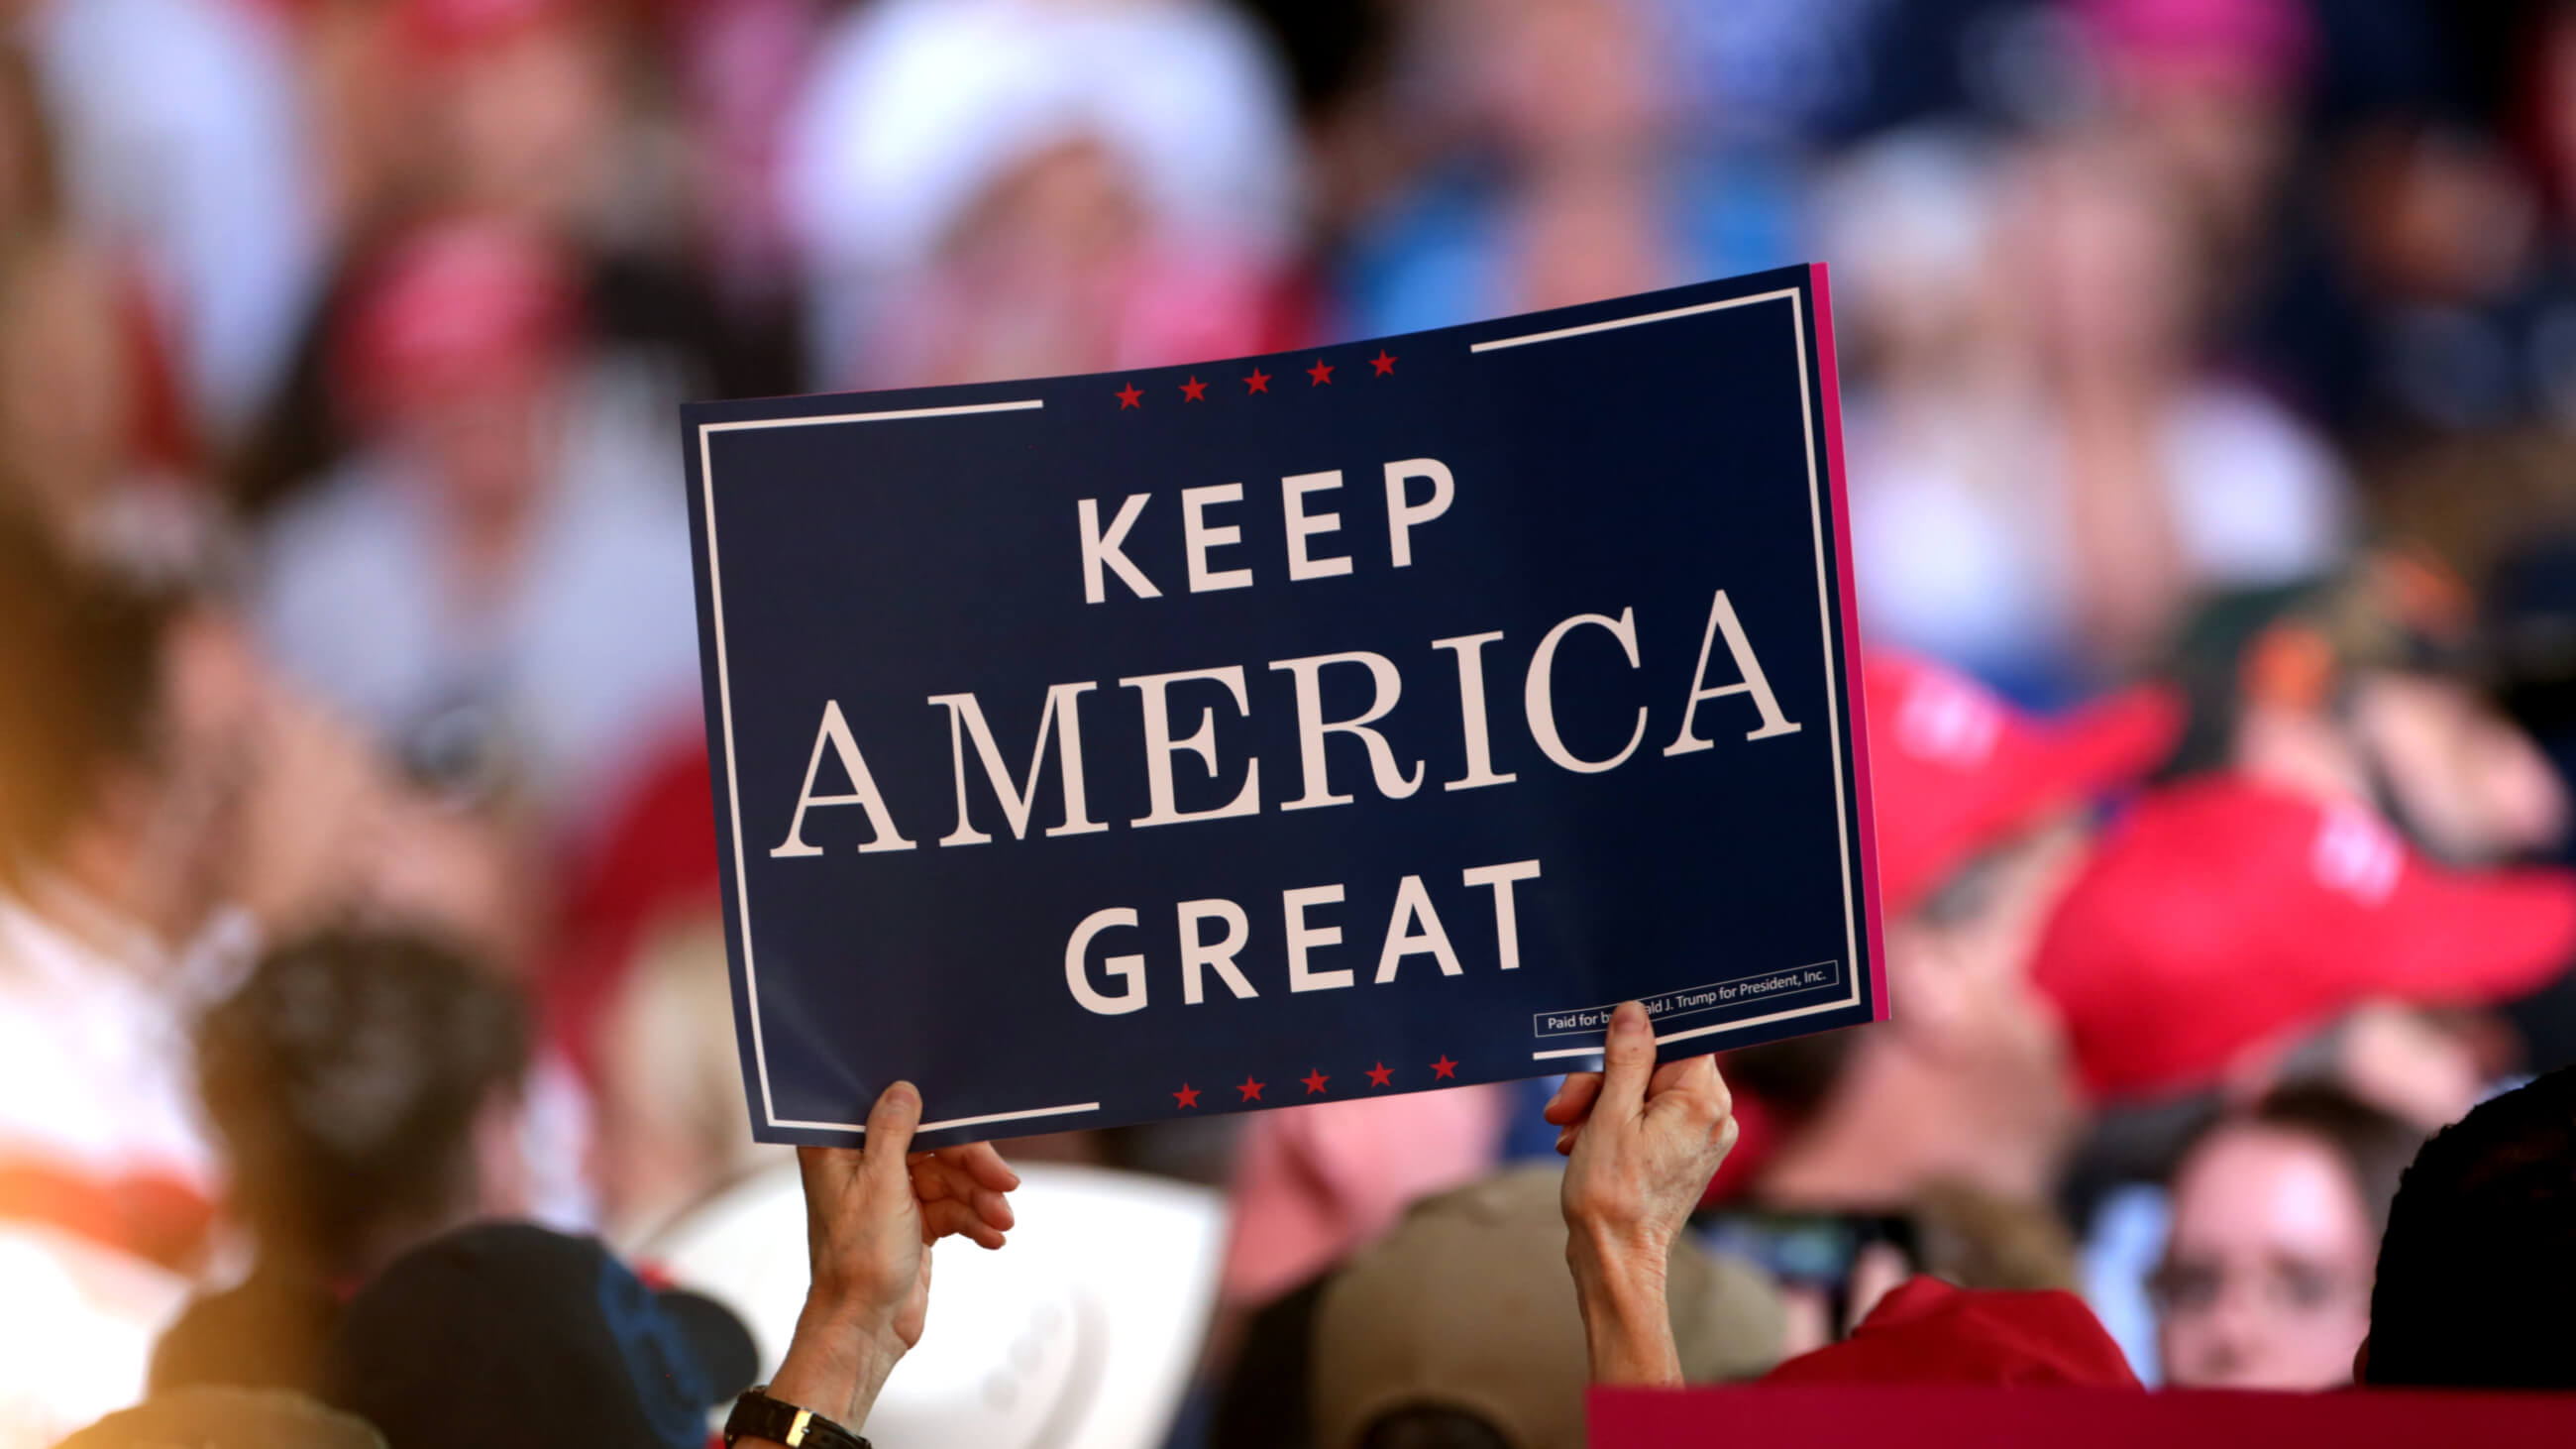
[
  {"x1": 1115, "y1": 350, "x2": 1398, "y2": 409},
  {"x1": 1171, "y1": 1054, "x2": 1458, "y2": 1108}
]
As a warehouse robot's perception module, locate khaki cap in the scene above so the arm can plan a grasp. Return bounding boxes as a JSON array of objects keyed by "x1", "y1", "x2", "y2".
[{"x1": 1312, "y1": 1164, "x2": 1785, "y2": 1449}]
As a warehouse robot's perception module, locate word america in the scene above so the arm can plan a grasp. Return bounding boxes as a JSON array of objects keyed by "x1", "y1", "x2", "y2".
[{"x1": 767, "y1": 454, "x2": 1804, "y2": 856}]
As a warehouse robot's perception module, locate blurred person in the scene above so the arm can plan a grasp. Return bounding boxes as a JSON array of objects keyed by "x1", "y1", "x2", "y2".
[
  {"x1": 780, "y1": 0, "x2": 1302, "y2": 388},
  {"x1": 149, "y1": 931, "x2": 535, "y2": 1396},
  {"x1": 2042, "y1": 767, "x2": 2562, "y2": 1379},
  {"x1": 2033, "y1": 778, "x2": 2576, "y2": 1114},
  {"x1": 2152, "y1": 1086, "x2": 2423, "y2": 1391},
  {"x1": 1838, "y1": 129, "x2": 2347, "y2": 694},
  {"x1": 1698, "y1": 654, "x2": 2169, "y2": 1351},
  {"x1": 2329, "y1": 120, "x2": 2573, "y2": 440},
  {"x1": 0, "y1": 508, "x2": 561, "y2": 1273},
  {"x1": 1730, "y1": 655, "x2": 2178, "y2": 1216},
  {"x1": 23, "y1": 0, "x2": 322, "y2": 438},
  {"x1": 254, "y1": 214, "x2": 702, "y2": 825},
  {"x1": 0, "y1": 38, "x2": 207, "y2": 555},
  {"x1": 0, "y1": 519, "x2": 256, "y2": 1267},
  {"x1": 316, "y1": 1080, "x2": 1017, "y2": 1449},
  {"x1": 2072, "y1": 0, "x2": 2313, "y2": 276},
  {"x1": 232, "y1": 0, "x2": 790, "y2": 519},
  {"x1": 1340, "y1": 0, "x2": 1800, "y2": 338},
  {"x1": 2163, "y1": 557, "x2": 2571, "y2": 869},
  {"x1": 397, "y1": 0, "x2": 627, "y2": 238},
  {"x1": 2361, "y1": 1061, "x2": 2576, "y2": 1391},
  {"x1": 319, "y1": 1222, "x2": 759, "y2": 1449}
]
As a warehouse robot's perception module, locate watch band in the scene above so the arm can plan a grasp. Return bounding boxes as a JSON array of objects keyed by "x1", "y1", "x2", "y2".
[{"x1": 722, "y1": 1386, "x2": 872, "y2": 1449}]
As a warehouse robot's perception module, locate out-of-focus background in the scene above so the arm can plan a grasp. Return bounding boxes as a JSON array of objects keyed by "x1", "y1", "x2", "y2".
[{"x1": 7, "y1": 0, "x2": 2576, "y2": 1444}]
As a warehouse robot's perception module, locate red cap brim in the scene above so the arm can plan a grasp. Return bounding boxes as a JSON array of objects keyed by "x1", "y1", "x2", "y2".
[{"x1": 2367, "y1": 863, "x2": 2576, "y2": 1005}]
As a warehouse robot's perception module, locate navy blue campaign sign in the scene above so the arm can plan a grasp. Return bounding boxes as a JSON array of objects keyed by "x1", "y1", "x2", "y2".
[{"x1": 683, "y1": 264, "x2": 1888, "y2": 1149}]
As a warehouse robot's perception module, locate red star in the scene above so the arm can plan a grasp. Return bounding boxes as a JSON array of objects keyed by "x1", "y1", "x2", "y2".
[
  {"x1": 1307, "y1": 359, "x2": 1334, "y2": 386},
  {"x1": 1243, "y1": 368, "x2": 1271, "y2": 394},
  {"x1": 1174, "y1": 1083, "x2": 1200, "y2": 1108},
  {"x1": 1369, "y1": 350, "x2": 1398, "y2": 377},
  {"x1": 1430, "y1": 1056, "x2": 1457, "y2": 1079},
  {"x1": 1115, "y1": 384, "x2": 1142, "y2": 409},
  {"x1": 1300, "y1": 1068, "x2": 1330, "y2": 1096},
  {"x1": 1179, "y1": 376, "x2": 1208, "y2": 401},
  {"x1": 1237, "y1": 1075, "x2": 1266, "y2": 1102},
  {"x1": 1364, "y1": 1061, "x2": 1394, "y2": 1087}
]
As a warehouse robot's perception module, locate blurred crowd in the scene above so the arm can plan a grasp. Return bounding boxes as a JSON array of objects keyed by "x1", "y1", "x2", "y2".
[{"x1": 8, "y1": 0, "x2": 2576, "y2": 1445}]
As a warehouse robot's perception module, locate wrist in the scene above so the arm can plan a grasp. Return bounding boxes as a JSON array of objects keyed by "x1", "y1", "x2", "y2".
[
  {"x1": 765, "y1": 1293, "x2": 903, "y2": 1428},
  {"x1": 1565, "y1": 1223, "x2": 1680, "y2": 1387},
  {"x1": 1566, "y1": 1216, "x2": 1671, "y2": 1295}
]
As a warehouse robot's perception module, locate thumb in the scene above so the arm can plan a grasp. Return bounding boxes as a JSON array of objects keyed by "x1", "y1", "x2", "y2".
[
  {"x1": 864, "y1": 1080, "x2": 923, "y2": 1186},
  {"x1": 1595, "y1": 1001, "x2": 1657, "y2": 1123}
]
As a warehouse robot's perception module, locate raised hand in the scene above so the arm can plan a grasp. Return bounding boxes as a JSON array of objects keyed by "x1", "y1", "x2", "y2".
[
  {"x1": 755, "y1": 1081, "x2": 1020, "y2": 1438},
  {"x1": 1543, "y1": 1001, "x2": 1737, "y2": 1385}
]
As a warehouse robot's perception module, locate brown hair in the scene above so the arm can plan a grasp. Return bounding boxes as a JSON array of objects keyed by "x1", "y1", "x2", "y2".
[
  {"x1": 2199, "y1": 1084, "x2": 2428, "y2": 1239},
  {"x1": 0, "y1": 513, "x2": 174, "y2": 883}
]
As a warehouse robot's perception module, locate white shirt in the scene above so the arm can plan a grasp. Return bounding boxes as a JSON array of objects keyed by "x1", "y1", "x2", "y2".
[
  {"x1": 0, "y1": 893, "x2": 227, "y2": 1195},
  {"x1": 255, "y1": 389, "x2": 703, "y2": 822}
]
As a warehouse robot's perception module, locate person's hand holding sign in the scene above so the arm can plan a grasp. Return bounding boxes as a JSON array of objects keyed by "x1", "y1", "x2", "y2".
[
  {"x1": 1546, "y1": 1000, "x2": 1739, "y2": 1387},
  {"x1": 739, "y1": 1081, "x2": 1020, "y2": 1446}
]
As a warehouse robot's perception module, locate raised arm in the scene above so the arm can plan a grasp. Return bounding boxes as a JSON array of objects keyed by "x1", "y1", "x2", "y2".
[
  {"x1": 1545, "y1": 1000, "x2": 1739, "y2": 1386},
  {"x1": 731, "y1": 1081, "x2": 1020, "y2": 1446}
]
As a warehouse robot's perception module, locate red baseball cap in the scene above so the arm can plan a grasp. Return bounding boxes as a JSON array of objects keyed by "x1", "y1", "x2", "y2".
[
  {"x1": 2033, "y1": 778, "x2": 2576, "y2": 1101},
  {"x1": 1761, "y1": 1276, "x2": 2140, "y2": 1389},
  {"x1": 1866, "y1": 653, "x2": 2182, "y2": 919},
  {"x1": 334, "y1": 216, "x2": 580, "y2": 424}
]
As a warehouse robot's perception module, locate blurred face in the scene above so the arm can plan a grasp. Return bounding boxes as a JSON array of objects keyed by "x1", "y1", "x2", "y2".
[
  {"x1": 2354, "y1": 670, "x2": 2570, "y2": 865},
  {"x1": 84, "y1": 608, "x2": 267, "y2": 946},
  {"x1": 391, "y1": 375, "x2": 556, "y2": 522},
  {"x1": 2011, "y1": 141, "x2": 2197, "y2": 374},
  {"x1": 1470, "y1": 0, "x2": 1663, "y2": 162},
  {"x1": 1892, "y1": 815, "x2": 2088, "y2": 1053},
  {"x1": 431, "y1": 19, "x2": 617, "y2": 225},
  {"x1": 912, "y1": 140, "x2": 1143, "y2": 386},
  {"x1": 2117, "y1": 72, "x2": 2294, "y2": 254},
  {"x1": 1876, "y1": 818, "x2": 2088, "y2": 1196},
  {"x1": 2157, "y1": 1124, "x2": 2377, "y2": 1390},
  {"x1": 2341, "y1": 128, "x2": 2536, "y2": 307}
]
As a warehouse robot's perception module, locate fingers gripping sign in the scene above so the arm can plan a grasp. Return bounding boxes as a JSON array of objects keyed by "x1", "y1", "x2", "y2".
[
  {"x1": 756, "y1": 1082, "x2": 1022, "y2": 1441},
  {"x1": 1544, "y1": 1001, "x2": 1739, "y2": 1386}
]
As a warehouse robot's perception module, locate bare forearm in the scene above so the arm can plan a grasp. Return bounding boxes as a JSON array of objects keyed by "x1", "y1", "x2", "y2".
[
  {"x1": 1569, "y1": 1226, "x2": 1683, "y2": 1387},
  {"x1": 738, "y1": 1293, "x2": 901, "y2": 1445}
]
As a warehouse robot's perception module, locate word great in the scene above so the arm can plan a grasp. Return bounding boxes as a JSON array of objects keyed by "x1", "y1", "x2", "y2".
[{"x1": 1063, "y1": 859, "x2": 1543, "y2": 1016}]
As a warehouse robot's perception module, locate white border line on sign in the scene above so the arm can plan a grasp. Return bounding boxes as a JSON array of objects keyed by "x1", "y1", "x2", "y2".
[
  {"x1": 1471, "y1": 286, "x2": 1866, "y2": 1060},
  {"x1": 1469, "y1": 288, "x2": 1799, "y2": 353},
  {"x1": 698, "y1": 399, "x2": 1091, "y2": 1135}
]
